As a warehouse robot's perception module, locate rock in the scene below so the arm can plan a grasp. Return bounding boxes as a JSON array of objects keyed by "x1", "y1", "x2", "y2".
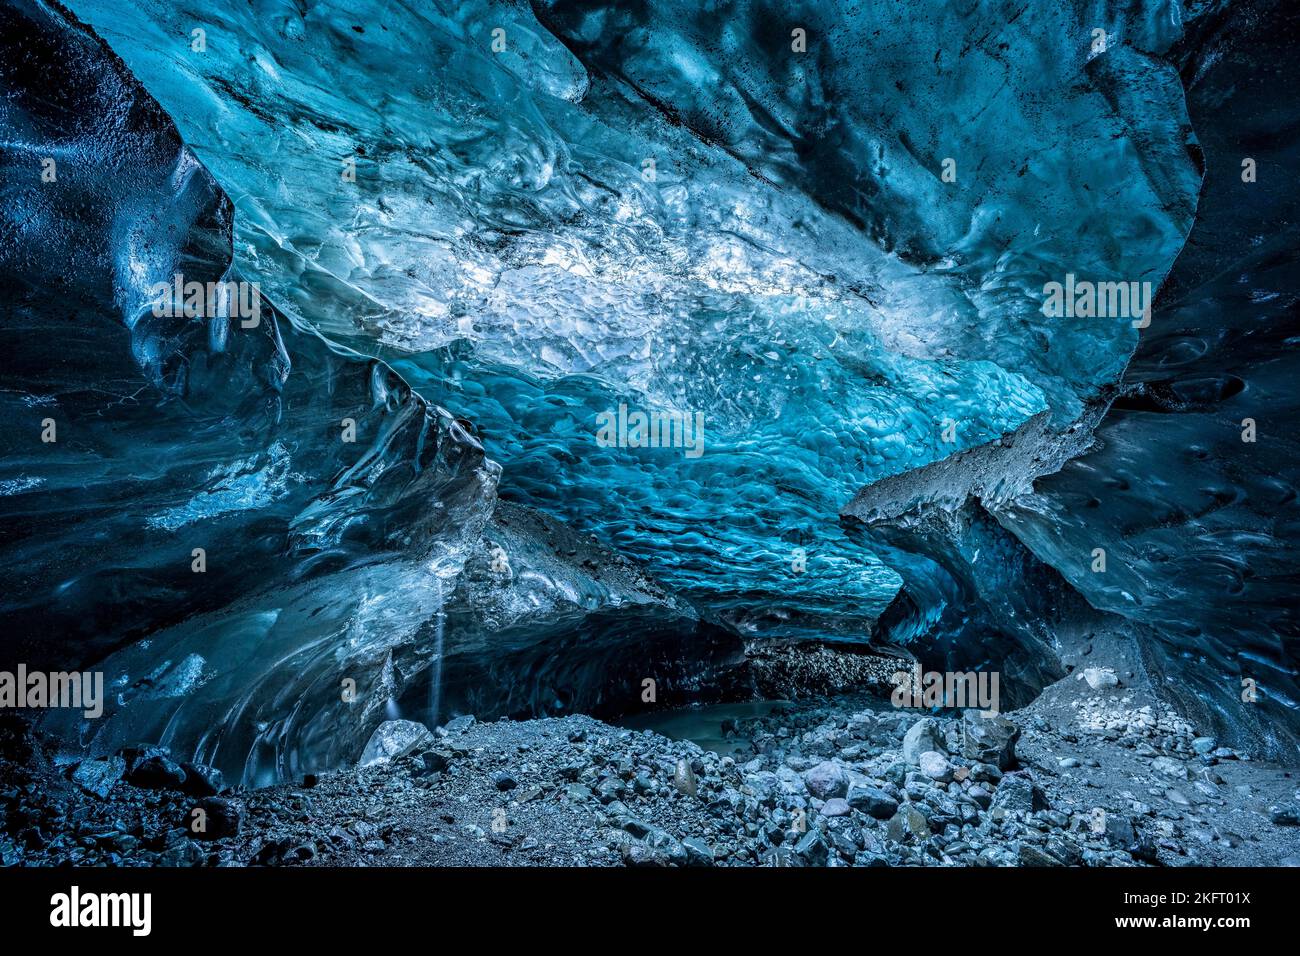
[
  {"x1": 1082, "y1": 667, "x2": 1119, "y2": 690},
  {"x1": 803, "y1": 761, "x2": 849, "y2": 800},
  {"x1": 125, "y1": 754, "x2": 188, "y2": 790},
  {"x1": 645, "y1": 828, "x2": 687, "y2": 865},
  {"x1": 918, "y1": 751, "x2": 954, "y2": 783},
  {"x1": 359, "y1": 720, "x2": 435, "y2": 767},
  {"x1": 415, "y1": 750, "x2": 451, "y2": 776},
  {"x1": 1103, "y1": 814, "x2": 1139, "y2": 850},
  {"x1": 794, "y1": 829, "x2": 829, "y2": 865},
  {"x1": 1151, "y1": 756, "x2": 1189, "y2": 780},
  {"x1": 903, "y1": 718, "x2": 946, "y2": 765},
  {"x1": 492, "y1": 771, "x2": 518, "y2": 791},
  {"x1": 71, "y1": 756, "x2": 125, "y2": 799},
  {"x1": 179, "y1": 762, "x2": 225, "y2": 797},
  {"x1": 1019, "y1": 844, "x2": 1064, "y2": 866},
  {"x1": 990, "y1": 774, "x2": 1049, "y2": 816},
  {"x1": 596, "y1": 778, "x2": 625, "y2": 803},
  {"x1": 190, "y1": 797, "x2": 242, "y2": 841},
  {"x1": 621, "y1": 818, "x2": 653, "y2": 839},
  {"x1": 1191, "y1": 736, "x2": 1217, "y2": 755},
  {"x1": 886, "y1": 804, "x2": 930, "y2": 843},
  {"x1": 621, "y1": 841, "x2": 667, "y2": 867},
  {"x1": 820, "y1": 798, "x2": 852, "y2": 817},
  {"x1": 961, "y1": 713, "x2": 1019, "y2": 770},
  {"x1": 565, "y1": 784, "x2": 593, "y2": 802},
  {"x1": 159, "y1": 841, "x2": 206, "y2": 867},
  {"x1": 846, "y1": 785, "x2": 898, "y2": 820},
  {"x1": 672, "y1": 757, "x2": 698, "y2": 796},
  {"x1": 440, "y1": 715, "x2": 476, "y2": 735},
  {"x1": 682, "y1": 837, "x2": 715, "y2": 866},
  {"x1": 1270, "y1": 805, "x2": 1300, "y2": 826},
  {"x1": 1058, "y1": 757, "x2": 1080, "y2": 769}
]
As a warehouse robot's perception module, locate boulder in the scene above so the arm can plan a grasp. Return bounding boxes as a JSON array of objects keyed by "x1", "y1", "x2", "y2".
[
  {"x1": 179, "y1": 762, "x2": 225, "y2": 797},
  {"x1": 961, "y1": 713, "x2": 1019, "y2": 770},
  {"x1": 902, "y1": 718, "x2": 946, "y2": 765},
  {"x1": 125, "y1": 754, "x2": 187, "y2": 790},
  {"x1": 440, "y1": 715, "x2": 476, "y2": 736},
  {"x1": 1082, "y1": 667, "x2": 1119, "y2": 690},
  {"x1": 359, "y1": 719, "x2": 435, "y2": 767}
]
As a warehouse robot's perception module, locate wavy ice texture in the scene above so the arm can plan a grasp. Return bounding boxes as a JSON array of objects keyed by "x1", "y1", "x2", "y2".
[{"x1": 59, "y1": 0, "x2": 1195, "y2": 641}]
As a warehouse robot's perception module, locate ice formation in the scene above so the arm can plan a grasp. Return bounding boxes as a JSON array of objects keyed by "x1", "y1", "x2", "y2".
[{"x1": 1, "y1": 0, "x2": 1295, "y2": 782}]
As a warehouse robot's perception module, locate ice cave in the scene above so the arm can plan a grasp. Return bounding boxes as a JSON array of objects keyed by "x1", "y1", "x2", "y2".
[{"x1": 0, "y1": 0, "x2": 1297, "y2": 873}]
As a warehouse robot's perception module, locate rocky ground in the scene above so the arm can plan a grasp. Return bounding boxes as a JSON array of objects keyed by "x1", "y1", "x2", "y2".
[{"x1": 3, "y1": 650, "x2": 1299, "y2": 868}]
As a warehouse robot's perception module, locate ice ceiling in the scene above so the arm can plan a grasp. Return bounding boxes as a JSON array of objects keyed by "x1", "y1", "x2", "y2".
[{"x1": 1, "y1": 0, "x2": 1296, "y2": 782}]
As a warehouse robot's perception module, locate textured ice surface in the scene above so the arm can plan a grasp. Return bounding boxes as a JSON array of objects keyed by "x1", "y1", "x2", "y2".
[{"x1": 58, "y1": 0, "x2": 1196, "y2": 635}]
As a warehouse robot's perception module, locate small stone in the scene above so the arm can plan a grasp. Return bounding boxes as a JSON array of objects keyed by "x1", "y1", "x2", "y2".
[
  {"x1": 803, "y1": 761, "x2": 849, "y2": 800},
  {"x1": 886, "y1": 804, "x2": 930, "y2": 843},
  {"x1": 846, "y1": 785, "x2": 898, "y2": 820},
  {"x1": 918, "y1": 751, "x2": 954, "y2": 783},
  {"x1": 672, "y1": 758, "x2": 697, "y2": 796},
  {"x1": 71, "y1": 756, "x2": 125, "y2": 799},
  {"x1": 1191, "y1": 737, "x2": 1217, "y2": 756},
  {"x1": 1019, "y1": 844, "x2": 1064, "y2": 866},
  {"x1": 492, "y1": 771, "x2": 518, "y2": 791},
  {"x1": 820, "y1": 798, "x2": 852, "y2": 817},
  {"x1": 903, "y1": 718, "x2": 946, "y2": 765},
  {"x1": 565, "y1": 784, "x2": 593, "y2": 802}
]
